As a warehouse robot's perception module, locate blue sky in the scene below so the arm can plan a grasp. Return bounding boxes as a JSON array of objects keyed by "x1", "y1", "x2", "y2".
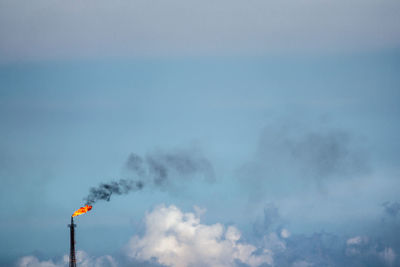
[{"x1": 0, "y1": 1, "x2": 400, "y2": 266}]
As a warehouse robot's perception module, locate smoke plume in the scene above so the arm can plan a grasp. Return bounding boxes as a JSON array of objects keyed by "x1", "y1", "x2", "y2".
[
  {"x1": 84, "y1": 149, "x2": 214, "y2": 205},
  {"x1": 85, "y1": 179, "x2": 144, "y2": 205}
]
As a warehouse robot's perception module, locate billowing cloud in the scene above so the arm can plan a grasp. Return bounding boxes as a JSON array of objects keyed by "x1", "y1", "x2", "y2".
[
  {"x1": 345, "y1": 236, "x2": 398, "y2": 266},
  {"x1": 251, "y1": 204, "x2": 400, "y2": 267},
  {"x1": 268, "y1": 231, "x2": 399, "y2": 267},
  {"x1": 17, "y1": 256, "x2": 59, "y2": 267},
  {"x1": 17, "y1": 251, "x2": 116, "y2": 267},
  {"x1": 126, "y1": 205, "x2": 273, "y2": 267}
]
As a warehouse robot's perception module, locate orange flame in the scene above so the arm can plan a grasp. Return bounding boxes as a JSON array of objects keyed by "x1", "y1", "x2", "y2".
[{"x1": 72, "y1": 205, "x2": 92, "y2": 217}]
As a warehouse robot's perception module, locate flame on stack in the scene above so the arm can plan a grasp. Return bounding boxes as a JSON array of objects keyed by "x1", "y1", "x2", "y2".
[{"x1": 69, "y1": 205, "x2": 92, "y2": 267}]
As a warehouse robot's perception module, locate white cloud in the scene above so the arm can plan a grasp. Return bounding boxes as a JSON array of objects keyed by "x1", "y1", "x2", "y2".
[
  {"x1": 280, "y1": 229, "x2": 290, "y2": 239},
  {"x1": 346, "y1": 236, "x2": 368, "y2": 246},
  {"x1": 292, "y1": 260, "x2": 313, "y2": 267},
  {"x1": 345, "y1": 236, "x2": 368, "y2": 256},
  {"x1": 345, "y1": 236, "x2": 397, "y2": 266},
  {"x1": 17, "y1": 256, "x2": 59, "y2": 267},
  {"x1": 263, "y1": 233, "x2": 286, "y2": 252},
  {"x1": 380, "y1": 247, "x2": 396, "y2": 266},
  {"x1": 17, "y1": 251, "x2": 116, "y2": 267},
  {"x1": 126, "y1": 204, "x2": 273, "y2": 267}
]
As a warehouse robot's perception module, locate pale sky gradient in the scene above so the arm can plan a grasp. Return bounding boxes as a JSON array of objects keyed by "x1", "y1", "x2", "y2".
[{"x1": 1, "y1": 0, "x2": 400, "y2": 61}]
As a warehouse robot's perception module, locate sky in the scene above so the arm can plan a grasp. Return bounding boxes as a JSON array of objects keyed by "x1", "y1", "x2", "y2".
[{"x1": 0, "y1": 0, "x2": 400, "y2": 266}]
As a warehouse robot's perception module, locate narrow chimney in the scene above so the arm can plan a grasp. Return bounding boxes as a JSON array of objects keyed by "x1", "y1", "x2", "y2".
[{"x1": 68, "y1": 217, "x2": 77, "y2": 267}]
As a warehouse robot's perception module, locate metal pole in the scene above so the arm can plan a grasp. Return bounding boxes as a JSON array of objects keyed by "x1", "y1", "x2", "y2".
[{"x1": 68, "y1": 217, "x2": 77, "y2": 267}]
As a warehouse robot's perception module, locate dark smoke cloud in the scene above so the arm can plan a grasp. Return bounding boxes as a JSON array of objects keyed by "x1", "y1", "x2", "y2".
[
  {"x1": 257, "y1": 127, "x2": 370, "y2": 179},
  {"x1": 84, "y1": 149, "x2": 214, "y2": 205},
  {"x1": 126, "y1": 149, "x2": 215, "y2": 186},
  {"x1": 239, "y1": 121, "x2": 370, "y2": 197},
  {"x1": 85, "y1": 179, "x2": 144, "y2": 205},
  {"x1": 126, "y1": 154, "x2": 146, "y2": 177},
  {"x1": 287, "y1": 131, "x2": 368, "y2": 178}
]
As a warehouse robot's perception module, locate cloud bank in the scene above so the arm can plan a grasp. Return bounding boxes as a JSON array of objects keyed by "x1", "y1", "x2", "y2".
[
  {"x1": 17, "y1": 251, "x2": 116, "y2": 267},
  {"x1": 17, "y1": 202, "x2": 400, "y2": 267},
  {"x1": 126, "y1": 205, "x2": 273, "y2": 267}
]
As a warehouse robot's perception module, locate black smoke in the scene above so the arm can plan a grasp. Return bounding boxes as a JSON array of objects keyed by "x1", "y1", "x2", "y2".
[
  {"x1": 84, "y1": 149, "x2": 214, "y2": 205},
  {"x1": 256, "y1": 127, "x2": 370, "y2": 179},
  {"x1": 126, "y1": 149, "x2": 215, "y2": 185},
  {"x1": 238, "y1": 120, "x2": 371, "y2": 198},
  {"x1": 85, "y1": 179, "x2": 144, "y2": 205}
]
